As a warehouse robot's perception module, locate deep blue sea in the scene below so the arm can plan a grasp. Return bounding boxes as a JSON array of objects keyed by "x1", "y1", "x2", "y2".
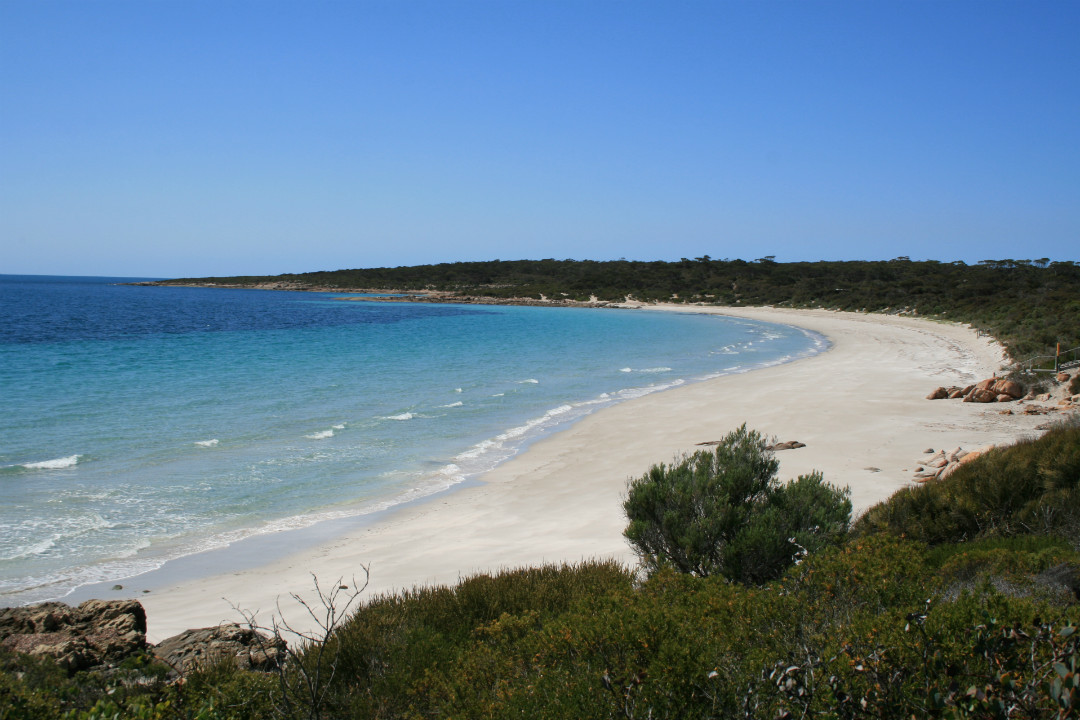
[{"x1": 0, "y1": 275, "x2": 825, "y2": 604}]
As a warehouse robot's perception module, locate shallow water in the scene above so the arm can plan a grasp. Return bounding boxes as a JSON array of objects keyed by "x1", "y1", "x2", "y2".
[{"x1": 0, "y1": 275, "x2": 825, "y2": 603}]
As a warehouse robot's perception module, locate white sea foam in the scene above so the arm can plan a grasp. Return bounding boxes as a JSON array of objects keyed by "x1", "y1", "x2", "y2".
[
  {"x1": 620, "y1": 367, "x2": 633, "y2": 373},
  {"x1": 439, "y1": 401, "x2": 464, "y2": 408},
  {"x1": 639, "y1": 367, "x2": 672, "y2": 373},
  {"x1": 333, "y1": 423, "x2": 346, "y2": 430},
  {"x1": 497, "y1": 404, "x2": 574, "y2": 441},
  {"x1": 491, "y1": 393, "x2": 504, "y2": 397},
  {"x1": 3, "y1": 537, "x2": 57, "y2": 562},
  {"x1": 614, "y1": 379, "x2": 686, "y2": 400},
  {"x1": 22, "y1": 455, "x2": 81, "y2": 470},
  {"x1": 518, "y1": 378, "x2": 539, "y2": 384},
  {"x1": 195, "y1": 439, "x2": 219, "y2": 447},
  {"x1": 454, "y1": 439, "x2": 499, "y2": 461},
  {"x1": 454, "y1": 388, "x2": 463, "y2": 393},
  {"x1": 306, "y1": 430, "x2": 334, "y2": 440},
  {"x1": 385, "y1": 412, "x2": 414, "y2": 421}
]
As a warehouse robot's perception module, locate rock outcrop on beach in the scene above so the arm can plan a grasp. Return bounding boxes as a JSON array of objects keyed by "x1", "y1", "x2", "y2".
[
  {"x1": 765, "y1": 440, "x2": 806, "y2": 451},
  {"x1": 911, "y1": 446, "x2": 992, "y2": 483},
  {"x1": 928, "y1": 372, "x2": 1080, "y2": 413},
  {"x1": 0, "y1": 599, "x2": 284, "y2": 676},
  {"x1": 926, "y1": 377, "x2": 1025, "y2": 403},
  {"x1": 0, "y1": 599, "x2": 147, "y2": 672},
  {"x1": 152, "y1": 623, "x2": 286, "y2": 674}
]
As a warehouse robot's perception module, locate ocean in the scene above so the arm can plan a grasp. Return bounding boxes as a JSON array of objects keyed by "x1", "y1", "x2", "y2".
[{"x1": 0, "y1": 274, "x2": 825, "y2": 604}]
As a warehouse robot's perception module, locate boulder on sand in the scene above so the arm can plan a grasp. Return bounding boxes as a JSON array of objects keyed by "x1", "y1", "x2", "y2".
[
  {"x1": 991, "y1": 379, "x2": 1024, "y2": 399},
  {"x1": 964, "y1": 388, "x2": 998, "y2": 403}
]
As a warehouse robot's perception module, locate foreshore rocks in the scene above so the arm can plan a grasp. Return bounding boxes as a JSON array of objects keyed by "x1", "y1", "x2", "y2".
[
  {"x1": 926, "y1": 377, "x2": 1025, "y2": 403},
  {"x1": 152, "y1": 624, "x2": 286, "y2": 674},
  {"x1": 0, "y1": 599, "x2": 283, "y2": 676},
  {"x1": 0, "y1": 600, "x2": 146, "y2": 672},
  {"x1": 928, "y1": 371, "x2": 1080, "y2": 411},
  {"x1": 912, "y1": 446, "x2": 992, "y2": 483}
]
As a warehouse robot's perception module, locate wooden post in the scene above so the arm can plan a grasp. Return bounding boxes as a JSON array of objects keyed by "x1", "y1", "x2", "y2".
[{"x1": 1056, "y1": 343, "x2": 1061, "y2": 372}]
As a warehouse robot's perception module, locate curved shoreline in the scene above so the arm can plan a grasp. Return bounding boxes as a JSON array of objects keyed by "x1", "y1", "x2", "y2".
[
  {"x1": 49, "y1": 307, "x2": 820, "y2": 608},
  {"x1": 123, "y1": 306, "x2": 1045, "y2": 641}
]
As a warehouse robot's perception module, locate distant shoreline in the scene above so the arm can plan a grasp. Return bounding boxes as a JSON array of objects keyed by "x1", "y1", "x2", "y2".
[{"x1": 126, "y1": 279, "x2": 627, "y2": 308}]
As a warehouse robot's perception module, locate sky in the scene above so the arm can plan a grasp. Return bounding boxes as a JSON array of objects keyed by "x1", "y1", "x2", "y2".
[{"x1": 1, "y1": 1, "x2": 1077, "y2": 278}]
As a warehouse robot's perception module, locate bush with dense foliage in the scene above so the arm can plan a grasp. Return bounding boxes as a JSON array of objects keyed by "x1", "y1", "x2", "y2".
[{"x1": 623, "y1": 424, "x2": 851, "y2": 583}]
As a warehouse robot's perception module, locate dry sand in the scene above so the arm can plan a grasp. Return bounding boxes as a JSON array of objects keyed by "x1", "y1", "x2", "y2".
[{"x1": 139, "y1": 306, "x2": 1050, "y2": 642}]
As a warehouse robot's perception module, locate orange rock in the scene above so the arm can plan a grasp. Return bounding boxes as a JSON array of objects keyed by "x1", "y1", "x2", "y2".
[
  {"x1": 927, "y1": 387, "x2": 948, "y2": 400},
  {"x1": 957, "y1": 446, "x2": 992, "y2": 465},
  {"x1": 992, "y1": 379, "x2": 1024, "y2": 398}
]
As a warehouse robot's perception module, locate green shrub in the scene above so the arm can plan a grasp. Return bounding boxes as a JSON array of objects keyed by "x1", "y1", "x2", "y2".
[
  {"x1": 170, "y1": 657, "x2": 277, "y2": 720},
  {"x1": 323, "y1": 560, "x2": 634, "y2": 718},
  {"x1": 623, "y1": 425, "x2": 850, "y2": 582},
  {"x1": 854, "y1": 425, "x2": 1080, "y2": 544},
  {"x1": 726, "y1": 471, "x2": 852, "y2": 584}
]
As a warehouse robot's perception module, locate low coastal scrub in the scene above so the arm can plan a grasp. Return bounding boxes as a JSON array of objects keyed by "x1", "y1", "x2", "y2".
[
  {"x1": 854, "y1": 423, "x2": 1080, "y2": 545},
  {"x1": 4, "y1": 425, "x2": 1080, "y2": 718}
]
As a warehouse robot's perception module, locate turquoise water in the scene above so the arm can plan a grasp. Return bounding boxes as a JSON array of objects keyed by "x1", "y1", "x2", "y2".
[{"x1": 0, "y1": 275, "x2": 825, "y2": 603}]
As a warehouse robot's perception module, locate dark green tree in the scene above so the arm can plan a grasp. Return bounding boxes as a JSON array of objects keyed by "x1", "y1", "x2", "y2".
[{"x1": 623, "y1": 425, "x2": 851, "y2": 582}]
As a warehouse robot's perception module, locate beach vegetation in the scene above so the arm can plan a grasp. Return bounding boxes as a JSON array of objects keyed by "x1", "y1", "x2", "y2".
[
  {"x1": 853, "y1": 424, "x2": 1080, "y2": 546},
  {"x1": 231, "y1": 571, "x2": 368, "y2": 720},
  {"x1": 622, "y1": 424, "x2": 851, "y2": 583},
  {"x1": 4, "y1": 425, "x2": 1080, "y2": 718}
]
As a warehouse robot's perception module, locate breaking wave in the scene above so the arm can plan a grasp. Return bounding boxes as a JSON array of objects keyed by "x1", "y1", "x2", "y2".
[{"x1": 21, "y1": 455, "x2": 81, "y2": 470}]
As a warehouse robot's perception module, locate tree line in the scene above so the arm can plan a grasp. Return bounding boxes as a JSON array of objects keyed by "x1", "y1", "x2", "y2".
[{"x1": 161, "y1": 257, "x2": 1079, "y2": 360}]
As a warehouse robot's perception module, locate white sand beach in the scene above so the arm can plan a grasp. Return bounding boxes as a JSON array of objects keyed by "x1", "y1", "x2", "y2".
[{"x1": 139, "y1": 306, "x2": 1050, "y2": 642}]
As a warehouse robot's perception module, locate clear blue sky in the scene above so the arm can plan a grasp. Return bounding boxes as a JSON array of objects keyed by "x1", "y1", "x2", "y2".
[{"x1": 2, "y1": 1, "x2": 1077, "y2": 278}]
